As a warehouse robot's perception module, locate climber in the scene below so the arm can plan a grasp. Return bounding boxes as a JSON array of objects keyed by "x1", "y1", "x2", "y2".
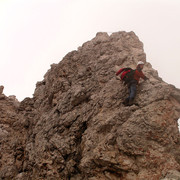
[{"x1": 116, "y1": 61, "x2": 148, "y2": 106}]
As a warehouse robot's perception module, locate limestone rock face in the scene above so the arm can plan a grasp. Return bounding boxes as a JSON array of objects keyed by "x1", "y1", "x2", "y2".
[
  {"x1": 0, "y1": 95, "x2": 24, "y2": 178},
  {"x1": 0, "y1": 85, "x2": 4, "y2": 94},
  {"x1": 0, "y1": 31, "x2": 180, "y2": 180}
]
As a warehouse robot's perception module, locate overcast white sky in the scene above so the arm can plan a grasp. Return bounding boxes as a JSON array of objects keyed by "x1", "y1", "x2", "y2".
[{"x1": 0, "y1": 0, "x2": 180, "y2": 102}]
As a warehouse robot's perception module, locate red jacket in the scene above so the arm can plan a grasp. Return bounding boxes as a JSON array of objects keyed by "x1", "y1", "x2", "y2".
[
  {"x1": 134, "y1": 69, "x2": 147, "y2": 83},
  {"x1": 116, "y1": 68, "x2": 147, "y2": 84},
  {"x1": 116, "y1": 68, "x2": 131, "y2": 80}
]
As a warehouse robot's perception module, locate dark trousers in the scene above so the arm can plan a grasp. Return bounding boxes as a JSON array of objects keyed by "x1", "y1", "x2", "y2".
[{"x1": 127, "y1": 83, "x2": 137, "y2": 102}]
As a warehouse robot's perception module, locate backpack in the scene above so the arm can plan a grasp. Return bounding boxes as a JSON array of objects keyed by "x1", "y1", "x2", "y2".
[{"x1": 121, "y1": 68, "x2": 136, "y2": 84}]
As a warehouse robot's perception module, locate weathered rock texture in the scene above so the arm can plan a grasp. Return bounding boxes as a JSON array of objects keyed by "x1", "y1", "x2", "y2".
[{"x1": 0, "y1": 31, "x2": 180, "y2": 180}]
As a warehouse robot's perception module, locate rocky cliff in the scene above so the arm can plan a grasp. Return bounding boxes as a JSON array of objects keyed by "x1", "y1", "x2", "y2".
[{"x1": 0, "y1": 31, "x2": 180, "y2": 180}]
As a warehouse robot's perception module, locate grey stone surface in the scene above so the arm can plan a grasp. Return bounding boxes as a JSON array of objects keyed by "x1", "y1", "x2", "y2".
[{"x1": 0, "y1": 31, "x2": 180, "y2": 179}]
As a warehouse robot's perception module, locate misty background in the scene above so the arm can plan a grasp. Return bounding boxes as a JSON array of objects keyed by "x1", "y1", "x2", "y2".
[{"x1": 0, "y1": 0, "x2": 179, "y2": 129}]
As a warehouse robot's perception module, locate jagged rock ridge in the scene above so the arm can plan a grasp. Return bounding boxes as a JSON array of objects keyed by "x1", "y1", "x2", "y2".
[{"x1": 0, "y1": 31, "x2": 180, "y2": 180}]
